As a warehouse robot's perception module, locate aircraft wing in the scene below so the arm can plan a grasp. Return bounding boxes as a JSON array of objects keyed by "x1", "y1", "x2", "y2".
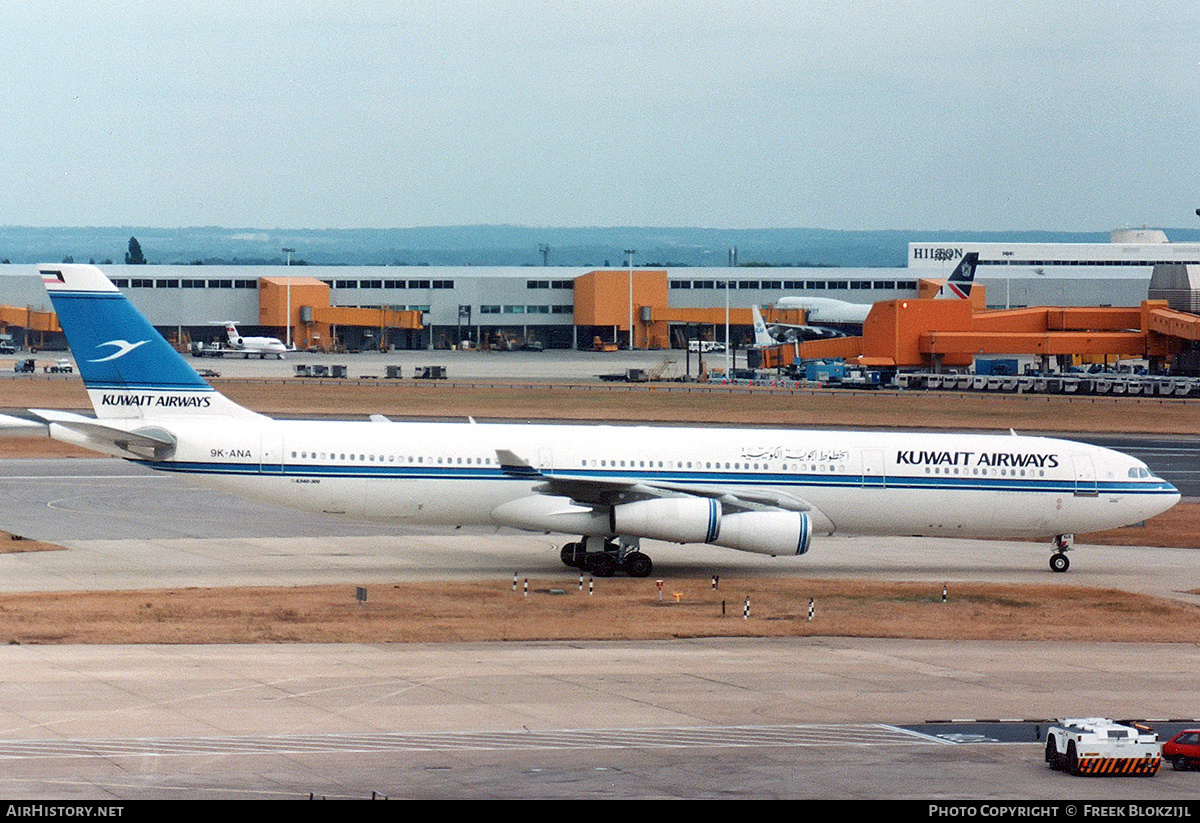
[
  {"x1": 496, "y1": 449, "x2": 817, "y2": 515},
  {"x1": 27, "y1": 409, "x2": 177, "y2": 460},
  {"x1": 765, "y1": 322, "x2": 847, "y2": 342}
]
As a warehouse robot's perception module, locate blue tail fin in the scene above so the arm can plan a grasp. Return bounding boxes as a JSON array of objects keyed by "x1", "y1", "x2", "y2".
[{"x1": 40, "y1": 264, "x2": 260, "y2": 420}]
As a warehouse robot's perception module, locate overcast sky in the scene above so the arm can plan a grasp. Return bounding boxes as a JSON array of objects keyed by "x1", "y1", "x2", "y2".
[{"x1": 2, "y1": 1, "x2": 1197, "y2": 232}]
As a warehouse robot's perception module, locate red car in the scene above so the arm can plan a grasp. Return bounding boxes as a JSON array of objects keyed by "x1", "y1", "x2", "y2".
[{"x1": 1162, "y1": 729, "x2": 1200, "y2": 771}]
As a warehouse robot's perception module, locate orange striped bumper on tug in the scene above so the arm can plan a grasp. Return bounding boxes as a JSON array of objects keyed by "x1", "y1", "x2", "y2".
[{"x1": 1074, "y1": 755, "x2": 1160, "y2": 776}]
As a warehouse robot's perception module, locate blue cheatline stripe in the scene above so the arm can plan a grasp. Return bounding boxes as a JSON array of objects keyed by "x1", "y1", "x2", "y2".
[
  {"x1": 131, "y1": 461, "x2": 1178, "y2": 498},
  {"x1": 84, "y1": 383, "x2": 214, "y2": 392}
]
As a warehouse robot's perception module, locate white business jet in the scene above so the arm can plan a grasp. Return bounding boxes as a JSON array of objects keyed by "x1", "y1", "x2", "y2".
[
  {"x1": 225, "y1": 322, "x2": 287, "y2": 359},
  {"x1": 17, "y1": 264, "x2": 1178, "y2": 576}
]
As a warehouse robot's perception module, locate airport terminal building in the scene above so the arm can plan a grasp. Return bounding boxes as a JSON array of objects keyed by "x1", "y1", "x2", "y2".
[
  {"x1": 910, "y1": 229, "x2": 1200, "y2": 310},
  {"x1": 2, "y1": 230, "x2": 1197, "y2": 351}
]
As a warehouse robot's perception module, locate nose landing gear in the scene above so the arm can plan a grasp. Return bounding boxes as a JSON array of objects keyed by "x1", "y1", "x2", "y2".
[{"x1": 1049, "y1": 533, "x2": 1073, "y2": 573}]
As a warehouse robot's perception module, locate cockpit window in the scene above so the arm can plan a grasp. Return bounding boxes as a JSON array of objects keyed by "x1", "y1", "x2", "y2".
[{"x1": 1128, "y1": 467, "x2": 1151, "y2": 478}]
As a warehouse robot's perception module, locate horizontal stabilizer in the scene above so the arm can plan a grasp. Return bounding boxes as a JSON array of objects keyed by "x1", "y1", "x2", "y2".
[
  {"x1": 29, "y1": 409, "x2": 177, "y2": 460},
  {"x1": 0, "y1": 413, "x2": 50, "y2": 435}
]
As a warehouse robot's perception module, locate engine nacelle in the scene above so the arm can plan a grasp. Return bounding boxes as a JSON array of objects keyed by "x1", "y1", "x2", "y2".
[
  {"x1": 491, "y1": 495, "x2": 610, "y2": 534},
  {"x1": 615, "y1": 499, "x2": 813, "y2": 556},
  {"x1": 612, "y1": 497, "x2": 720, "y2": 544},
  {"x1": 711, "y1": 510, "x2": 812, "y2": 556}
]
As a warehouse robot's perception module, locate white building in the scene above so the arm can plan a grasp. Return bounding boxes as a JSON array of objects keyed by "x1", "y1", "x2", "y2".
[{"x1": 909, "y1": 229, "x2": 1200, "y2": 309}]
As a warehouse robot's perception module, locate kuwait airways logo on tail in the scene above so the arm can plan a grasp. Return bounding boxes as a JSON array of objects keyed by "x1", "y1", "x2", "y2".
[
  {"x1": 39, "y1": 263, "x2": 265, "y2": 421},
  {"x1": 88, "y1": 339, "x2": 150, "y2": 363}
]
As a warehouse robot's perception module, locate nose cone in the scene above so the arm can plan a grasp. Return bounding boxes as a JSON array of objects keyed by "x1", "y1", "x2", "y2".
[
  {"x1": 1162, "y1": 481, "x2": 1181, "y2": 511},
  {"x1": 1142, "y1": 479, "x2": 1181, "y2": 522}
]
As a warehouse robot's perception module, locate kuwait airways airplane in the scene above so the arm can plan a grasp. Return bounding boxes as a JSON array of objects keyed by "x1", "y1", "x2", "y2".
[{"x1": 10, "y1": 264, "x2": 1179, "y2": 576}]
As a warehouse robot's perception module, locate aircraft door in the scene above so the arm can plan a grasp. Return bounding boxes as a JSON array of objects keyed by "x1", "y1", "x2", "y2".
[
  {"x1": 1072, "y1": 453, "x2": 1097, "y2": 497},
  {"x1": 861, "y1": 449, "x2": 886, "y2": 488},
  {"x1": 261, "y1": 433, "x2": 284, "y2": 474},
  {"x1": 538, "y1": 446, "x2": 554, "y2": 476}
]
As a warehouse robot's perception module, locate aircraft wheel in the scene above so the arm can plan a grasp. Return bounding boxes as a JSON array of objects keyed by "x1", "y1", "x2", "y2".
[
  {"x1": 622, "y1": 552, "x2": 653, "y2": 578},
  {"x1": 585, "y1": 552, "x2": 618, "y2": 577},
  {"x1": 560, "y1": 542, "x2": 584, "y2": 568},
  {"x1": 1049, "y1": 553, "x2": 1070, "y2": 573}
]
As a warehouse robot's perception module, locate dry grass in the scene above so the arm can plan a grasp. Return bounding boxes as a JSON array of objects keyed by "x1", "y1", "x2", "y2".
[
  {"x1": 1081, "y1": 502, "x2": 1200, "y2": 548},
  {"x1": 7, "y1": 375, "x2": 1200, "y2": 435},
  {"x1": 0, "y1": 532, "x2": 64, "y2": 554},
  {"x1": 0, "y1": 578, "x2": 1195, "y2": 645}
]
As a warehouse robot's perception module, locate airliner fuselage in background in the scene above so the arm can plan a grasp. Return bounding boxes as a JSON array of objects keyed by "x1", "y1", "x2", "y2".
[
  {"x1": 768, "y1": 253, "x2": 980, "y2": 337},
  {"x1": 15, "y1": 264, "x2": 1179, "y2": 577}
]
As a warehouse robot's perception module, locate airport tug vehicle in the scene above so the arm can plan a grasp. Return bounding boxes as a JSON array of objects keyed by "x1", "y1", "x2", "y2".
[{"x1": 1045, "y1": 718, "x2": 1161, "y2": 776}]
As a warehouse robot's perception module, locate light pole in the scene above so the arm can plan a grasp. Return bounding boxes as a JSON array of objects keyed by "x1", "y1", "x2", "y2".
[
  {"x1": 725, "y1": 277, "x2": 731, "y2": 376},
  {"x1": 624, "y1": 248, "x2": 636, "y2": 349},
  {"x1": 282, "y1": 248, "x2": 294, "y2": 349}
]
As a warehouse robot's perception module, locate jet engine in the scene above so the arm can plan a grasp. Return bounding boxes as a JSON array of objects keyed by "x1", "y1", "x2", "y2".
[
  {"x1": 711, "y1": 510, "x2": 811, "y2": 556},
  {"x1": 613, "y1": 498, "x2": 813, "y2": 556},
  {"x1": 611, "y1": 497, "x2": 720, "y2": 544}
]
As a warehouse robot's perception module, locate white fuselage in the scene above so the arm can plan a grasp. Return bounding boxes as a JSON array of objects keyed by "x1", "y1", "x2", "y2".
[
  {"x1": 773, "y1": 297, "x2": 871, "y2": 325},
  {"x1": 134, "y1": 418, "x2": 1176, "y2": 542},
  {"x1": 226, "y1": 324, "x2": 287, "y2": 358},
  {"x1": 230, "y1": 337, "x2": 287, "y2": 357}
]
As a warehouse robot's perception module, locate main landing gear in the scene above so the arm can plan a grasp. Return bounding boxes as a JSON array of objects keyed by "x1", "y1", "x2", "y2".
[
  {"x1": 560, "y1": 536, "x2": 653, "y2": 578},
  {"x1": 1049, "y1": 533, "x2": 1073, "y2": 573}
]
